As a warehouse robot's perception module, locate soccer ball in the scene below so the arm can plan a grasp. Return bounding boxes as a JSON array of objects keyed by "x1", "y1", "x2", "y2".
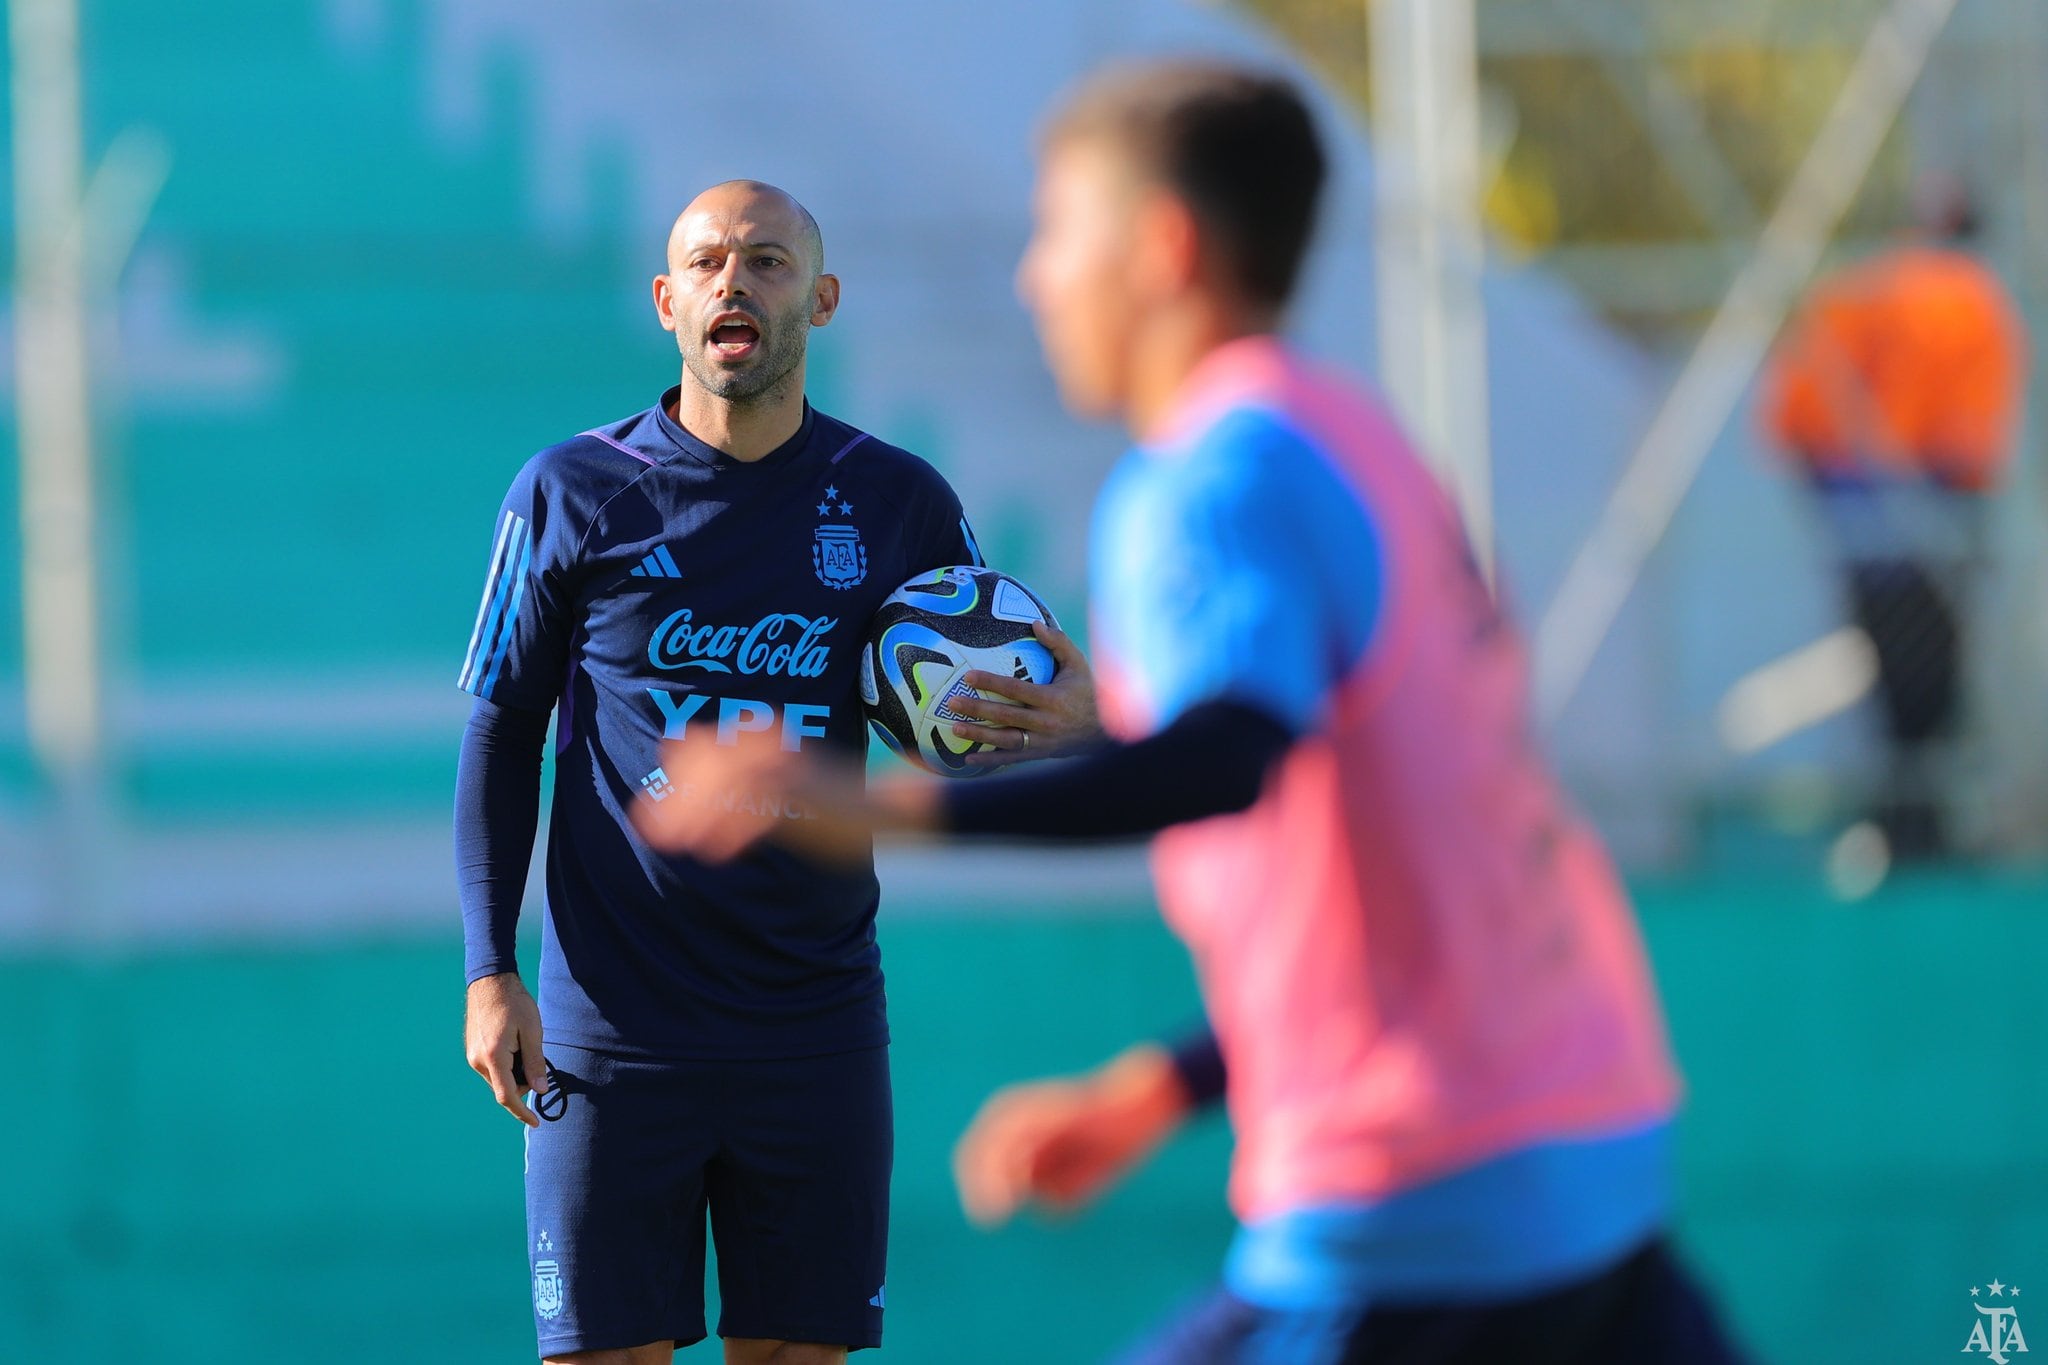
[{"x1": 860, "y1": 566, "x2": 1059, "y2": 778}]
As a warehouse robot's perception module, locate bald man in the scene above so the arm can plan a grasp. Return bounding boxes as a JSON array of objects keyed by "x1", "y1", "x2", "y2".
[{"x1": 455, "y1": 182, "x2": 984, "y2": 1364}]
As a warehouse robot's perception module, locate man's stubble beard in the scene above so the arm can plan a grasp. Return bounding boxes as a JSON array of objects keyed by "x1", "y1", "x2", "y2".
[{"x1": 680, "y1": 300, "x2": 813, "y2": 405}]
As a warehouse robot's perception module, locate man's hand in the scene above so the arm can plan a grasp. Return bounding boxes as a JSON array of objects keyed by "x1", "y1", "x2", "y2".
[
  {"x1": 947, "y1": 621, "x2": 1104, "y2": 770},
  {"x1": 465, "y1": 972, "x2": 548, "y2": 1127},
  {"x1": 631, "y1": 734, "x2": 942, "y2": 866},
  {"x1": 952, "y1": 1043, "x2": 1190, "y2": 1228}
]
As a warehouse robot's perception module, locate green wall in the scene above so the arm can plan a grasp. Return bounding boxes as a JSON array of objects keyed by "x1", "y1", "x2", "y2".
[{"x1": 3, "y1": 872, "x2": 2043, "y2": 1363}]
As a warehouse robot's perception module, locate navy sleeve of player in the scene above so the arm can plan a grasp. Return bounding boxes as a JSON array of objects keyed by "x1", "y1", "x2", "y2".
[
  {"x1": 938, "y1": 699, "x2": 1293, "y2": 840},
  {"x1": 454, "y1": 696, "x2": 550, "y2": 983},
  {"x1": 457, "y1": 454, "x2": 578, "y2": 712},
  {"x1": 921, "y1": 476, "x2": 985, "y2": 571},
  {"x1": 1166, "y1": 1025, "x2": 1228, "y2": 1111},
  {"x1": 947, "y1": 506, "x2": 986, "y2": 569},
  {"x1": 452, "y1": 446, "x2": 592, "y2": 983}
]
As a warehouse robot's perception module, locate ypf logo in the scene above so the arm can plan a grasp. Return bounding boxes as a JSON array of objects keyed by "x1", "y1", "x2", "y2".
[{"x1": 1963, "y1": 1279, "x2": 2028, "y2": 1362}]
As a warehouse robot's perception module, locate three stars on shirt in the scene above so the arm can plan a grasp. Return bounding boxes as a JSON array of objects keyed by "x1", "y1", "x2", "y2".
[{"x1": 816, "y1": 484, "x2": 854, "y2": 518}]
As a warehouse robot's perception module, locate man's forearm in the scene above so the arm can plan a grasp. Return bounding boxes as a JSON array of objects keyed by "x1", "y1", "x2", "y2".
[
  {"x1": 936, "y1": 698, "x2": 1294, "y2": 842},
  {"x1": 455, "y1": 697, "x2": 550, "y2": 983}
]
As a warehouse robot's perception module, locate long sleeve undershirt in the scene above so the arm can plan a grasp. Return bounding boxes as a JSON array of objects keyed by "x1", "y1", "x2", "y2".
[
  {"x1": 937, "y1": 698, "x2": 1294, "y2": 843},
  {"x1": 454, "y1": 696, "x2": 550, "y2": 984},
  {"x1": 1168, "y1": 1026, "x2": 1229, "y2": 1110}
]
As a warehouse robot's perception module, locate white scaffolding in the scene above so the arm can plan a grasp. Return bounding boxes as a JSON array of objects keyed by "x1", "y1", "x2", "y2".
[
  {"x1": 10, "y1": 0, "x2": 108, "y2": 935},
  {"x1": 1531, "y1": 0, "x2": 1963, "y2": 723},
  {"x1": 1370, "y1": 0, "x2": 1496, "y2": 580},
  {"x1": 1348, "y1": 0, "x2": 2048, "y2": 855},
  {"x1": 10, "y1": 0, "x2": 164, "y2": 936}
]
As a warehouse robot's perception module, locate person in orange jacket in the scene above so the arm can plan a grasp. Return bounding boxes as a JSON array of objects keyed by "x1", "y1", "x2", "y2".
[{"x1": 1761, "y1": 177, "x2": 2028, "y2": 859}]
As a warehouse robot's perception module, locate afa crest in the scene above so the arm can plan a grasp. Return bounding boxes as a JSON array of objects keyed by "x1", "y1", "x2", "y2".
[
  {"x1": 533, "y1": 1231, "x2": 565, "y2": 1322},
  {"x1": 1964, "y1": 1280, "x2": 2028, "y2": 1363},
  {"x1": 813, "y1": 523, "x2": 868, "y2": 590}
]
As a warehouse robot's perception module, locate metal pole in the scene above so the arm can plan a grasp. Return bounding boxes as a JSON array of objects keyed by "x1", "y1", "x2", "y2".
[
  {"x1": 11, "y1": 0, "x2": 110, "y2": 936},
  {"x1": 8, "y1": 13, "x2": 125, "y2": 1349},
  {"x1": 2004, "y1": 0, "x2": 2048, "y2": 847},
  {"x1": 1532, "y1": 0, "x2": 1961, "y2": 724},
  {"x1": 1371, "y1": 0, "x2": 1495, "y2": 579}
]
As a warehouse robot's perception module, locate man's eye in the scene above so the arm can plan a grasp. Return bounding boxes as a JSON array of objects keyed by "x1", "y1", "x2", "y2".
[
  {"x1": 692, "y1": 257, "x2": 720, "y2": 270},
  {"x1": 755, "y1": 256, "x2": 783, "y2": 269}
]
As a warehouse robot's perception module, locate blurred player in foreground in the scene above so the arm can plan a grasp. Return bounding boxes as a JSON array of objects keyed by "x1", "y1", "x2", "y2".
[
  {"x1": 637, "y1": 65, "x2": 1747, "y2": 1364},
  {"x1": 456, "y1": 180, "x2": 992, "y2": 1364}
]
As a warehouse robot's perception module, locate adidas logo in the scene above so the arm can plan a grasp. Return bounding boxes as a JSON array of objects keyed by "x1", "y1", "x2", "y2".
[
  {"x1": 628, "y1": 545, "x2": 683, "y2": 579},
  {"x1": 869, "y1": 1286, "x2": 886, "y2": 1309}
]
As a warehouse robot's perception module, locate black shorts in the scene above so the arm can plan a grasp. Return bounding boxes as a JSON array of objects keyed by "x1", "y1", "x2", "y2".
[
  {"x1": 1110, "y1": 1237, "x2": 1749, "y2": 1365},
  {"x1": 523, "y1": 1042, "x2": 891, "y2": 1356}
]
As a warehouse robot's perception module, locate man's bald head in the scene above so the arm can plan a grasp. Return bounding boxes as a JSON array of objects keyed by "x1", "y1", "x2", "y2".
[
  {"x1": 653, "y1": 179, "x2": 839, "y2": 411},
  {"x1": 666, "y1": 179, "x2": 825, "y2": 278}
]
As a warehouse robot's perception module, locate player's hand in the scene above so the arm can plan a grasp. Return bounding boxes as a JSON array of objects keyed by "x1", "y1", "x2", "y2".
[
  {"x1": 631, "y1": 734, "x2": 942, "y2": 866},
  {"x1": 465, "y1": 972, "x2": 548, "y2": 1127},
  {"x1": 949, "y1": 621, "x2": 1103, "y2": 770},
  {"x1": 631, "y1": 733, "x2": 802, "y2": 862},
  {"x1": 953, "y1": 1043, "x2": 1190, "y2": 1227}
]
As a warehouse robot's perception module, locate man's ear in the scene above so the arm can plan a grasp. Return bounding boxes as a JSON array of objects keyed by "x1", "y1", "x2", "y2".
[
  {"x1": 1132, "y1": 191, "x2": 1201, "y2": 297},
  {"x1": 811, "y1": 272, "x2": 841, "y2": 327},
  {"x1": 652, "y1": 273, "x2": 680, "y2": 333}
]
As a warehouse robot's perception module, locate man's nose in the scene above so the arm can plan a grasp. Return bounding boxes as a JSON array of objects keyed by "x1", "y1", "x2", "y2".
[{"x1": 715, "y1": 256, "x2": 748, "y2": 297}]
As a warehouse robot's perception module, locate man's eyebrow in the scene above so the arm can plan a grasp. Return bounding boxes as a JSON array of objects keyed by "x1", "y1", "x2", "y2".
[{"x1": 679, "y1": 239, "x2": 795, "y2": 255}]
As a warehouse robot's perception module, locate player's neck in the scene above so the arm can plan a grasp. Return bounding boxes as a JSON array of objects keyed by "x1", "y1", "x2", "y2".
[
  {"x1": 669, "y1": 369, "x2": 809, "y2": 463},
  {"x1": 1125, "y1": 301, "x2": 1277, "y2": 439}
]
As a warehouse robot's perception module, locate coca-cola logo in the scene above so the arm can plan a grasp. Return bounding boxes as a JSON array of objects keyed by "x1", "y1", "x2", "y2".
[{"x1": 647, "y1": 608, "x2": 835, "y2": 677}]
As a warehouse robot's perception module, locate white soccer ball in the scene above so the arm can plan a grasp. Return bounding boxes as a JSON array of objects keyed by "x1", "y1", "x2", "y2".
[{"x1": 859, "y1": 566, "x2": 1059, "y2": 778}]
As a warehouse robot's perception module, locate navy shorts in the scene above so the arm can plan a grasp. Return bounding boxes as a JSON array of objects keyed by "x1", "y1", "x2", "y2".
[
  {"x1": 523, "y1": 1042, "x2": 891, "y2": 1357},
  {"x1": 1111, "y1": 1237, "x2": 1749, "y2": 1365}
]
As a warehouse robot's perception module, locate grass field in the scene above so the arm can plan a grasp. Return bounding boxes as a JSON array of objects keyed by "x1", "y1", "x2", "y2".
[{"x1": 3, "y1": 870, "x2": 2044, "y2": 1363}]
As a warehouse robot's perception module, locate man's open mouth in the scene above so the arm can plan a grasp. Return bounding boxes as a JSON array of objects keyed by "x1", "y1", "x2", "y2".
[{"x1": 708, "y1": 313, "x2": 762, "y2": 358}]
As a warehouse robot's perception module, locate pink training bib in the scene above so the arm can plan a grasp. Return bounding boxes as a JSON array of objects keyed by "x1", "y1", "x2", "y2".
[{"x1": 1095, "y1": 338, "x2": 1681, "y2": 1221}]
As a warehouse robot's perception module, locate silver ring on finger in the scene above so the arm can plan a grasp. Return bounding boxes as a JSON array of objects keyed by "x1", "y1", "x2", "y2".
[{"x1": 1021, "y1": 731, "x2": 1030, "y2": 751}]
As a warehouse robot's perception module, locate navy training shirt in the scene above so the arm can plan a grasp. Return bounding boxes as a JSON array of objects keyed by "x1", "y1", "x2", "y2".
[{"x1": 458, "y1": 390, "x2": 982, "y2": 1059}]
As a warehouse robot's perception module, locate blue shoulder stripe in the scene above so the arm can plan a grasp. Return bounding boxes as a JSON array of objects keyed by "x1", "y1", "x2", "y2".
[
  {"x1": 477, "y1": 529, "x2": 535, "y2": 699},
  {"x1": 458, "y1": 511, "x2": 522, "y2": 691}
]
